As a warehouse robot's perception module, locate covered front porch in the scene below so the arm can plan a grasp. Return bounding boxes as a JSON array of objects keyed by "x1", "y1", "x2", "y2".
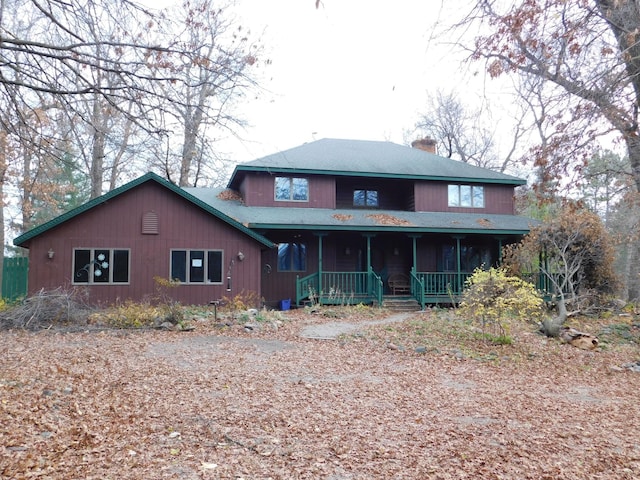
[
  {"x1": 294, "y1": 233, "x2": 509, "y2": 309},
  {"x1": 296, "y1": 269, "x2": 473, "y2": 308}
]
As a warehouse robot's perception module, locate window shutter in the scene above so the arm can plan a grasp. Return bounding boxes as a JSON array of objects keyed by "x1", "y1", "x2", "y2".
[{"x1": 142, "y1": 211, "x2": 159, "y2": 235}]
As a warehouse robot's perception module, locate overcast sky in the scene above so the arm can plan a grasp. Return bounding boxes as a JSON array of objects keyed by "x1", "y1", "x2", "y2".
[
  {"x1": 221, "y1": 0, "x2": 499, "y2": 162},
  {"x1": 147, "y1": 1, "x2": 509, "y2": 163}
]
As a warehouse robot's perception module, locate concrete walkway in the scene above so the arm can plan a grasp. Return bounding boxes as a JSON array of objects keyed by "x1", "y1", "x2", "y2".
[{"x1": 300, "y1": 312, "x2": 413, "y2": 340}]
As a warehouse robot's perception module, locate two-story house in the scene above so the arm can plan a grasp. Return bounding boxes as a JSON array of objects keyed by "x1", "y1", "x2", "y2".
[{"x1": 14, "y1": 138, "x2": 534, "y2": 309}]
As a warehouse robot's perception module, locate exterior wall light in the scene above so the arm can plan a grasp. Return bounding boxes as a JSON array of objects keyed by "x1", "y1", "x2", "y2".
[
  {"x1": 47, "y1": 249, "x2": 55, "y2": 259},
  {"x1": 237, "y1": 251, "x2": 245, "y2": 261}
]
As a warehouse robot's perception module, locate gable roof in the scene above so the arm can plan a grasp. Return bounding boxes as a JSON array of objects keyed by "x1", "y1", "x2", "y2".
[
  {"x1": 186, "y1": 187, "x2": 536, "y2": 235},
  {"x1": 228, "y1": 138, "x2": 526, "y2": 190},
  {"x1": 13, "y1": 172, "x2": 274, "y2": 248}
]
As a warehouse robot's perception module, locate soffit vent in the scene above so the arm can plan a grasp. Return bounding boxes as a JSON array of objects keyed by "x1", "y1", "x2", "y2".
[{"x1": 142, "y1": 211, "x2": 159, "y2": 235}]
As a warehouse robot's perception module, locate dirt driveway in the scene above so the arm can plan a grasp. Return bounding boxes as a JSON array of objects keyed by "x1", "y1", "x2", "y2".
[{"x1": 2, "y1": 310, "x2": 640, "y2": 479}]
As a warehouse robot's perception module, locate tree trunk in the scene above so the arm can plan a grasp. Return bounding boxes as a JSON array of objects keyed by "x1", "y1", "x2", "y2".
[
  {"x1": 595, "y1": 0, "x2": 640, "y2": 194},
  {"x1": 179, "y1": 104, "x2": 205, "y2": 187},
  {"x1": 541, "y1": 295, "x2": 568, "y2": 337},
  {"x1": 628, "y1": 240, "x2": 640, "y2": 301}
]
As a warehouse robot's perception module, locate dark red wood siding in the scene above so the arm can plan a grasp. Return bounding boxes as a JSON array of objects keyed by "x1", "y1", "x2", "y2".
[
  {"x1": 413, "y1": 181, "x2": 516, "y2": 214},
  {"x1": 24, "y1": 181, "x2": 266, "y2": 306},
  {"x1": 335, "y1": 178, "x2": 414, "y2": 210},
  {"x1": 240, "y1": 172, "x2": 335, "y2": 208},
  {"x1": 239, "y1": 172, "x2": 516, "y2": 214}
]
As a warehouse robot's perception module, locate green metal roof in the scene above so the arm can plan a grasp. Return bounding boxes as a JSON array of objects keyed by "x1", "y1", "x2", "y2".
[
  {"x1": 228, "y1": 138, "x2": 526, "y2": 189},
  {"x1": 14, "y1": 172, "x2": 275, "y2": 248},
  {"x1": 186, "y1": 187, "x2": 537, "y2": 235}
]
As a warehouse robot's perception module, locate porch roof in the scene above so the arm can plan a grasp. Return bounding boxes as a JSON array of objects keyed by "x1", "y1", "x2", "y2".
[{"x1": 185, "y1": 188, "x2": 537, "y2": 235}]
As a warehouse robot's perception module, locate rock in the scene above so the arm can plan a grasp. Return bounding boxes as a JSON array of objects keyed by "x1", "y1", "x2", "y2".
[
  {"x1": 621, "y1": 361, "x2": 640, "y2": 372},
  {"x1": 560, "y1": 327, "x2": 599, "y2": 350},
  {"x1": 415, "y1": 346, "x2": 427, "y2": 354},
  {"x1": 159, "y1": 321, "x2": 174, "y2": 331}
]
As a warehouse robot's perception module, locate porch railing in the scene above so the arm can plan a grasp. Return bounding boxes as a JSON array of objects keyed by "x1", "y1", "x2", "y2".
[
  {"x1": 415, "y1": 272, "x2": 472, "y2": 296},
  {"x1": 409, "y1": 270, "x2": 425, "y2": 309},
  {"x1": 296, "y1": 270, "x2": 383, "y2": 306},
  {"x1": 522, "y1": 272, "x2": 565, "y2": 299},
  {"x1": 298, "y1": 270, "x2": 556, "y2": 308}
]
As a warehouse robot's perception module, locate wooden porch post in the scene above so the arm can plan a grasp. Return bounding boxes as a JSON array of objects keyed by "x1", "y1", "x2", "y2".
[
  {"x1": 363, "y1": 234, "x2": 375, "y2": 272},
  {"x1": 314, "y1": 232, "x2": 327, "y2": 295},
  {"x1": 408, "y1": 234, "x2": 421, "y2": 274},
  {"x1": 496, "y1": 236, "x2": 505, "y2": 264},
  {"x1": 453, "y1": 235, "x2": 464, "y2": 294}
]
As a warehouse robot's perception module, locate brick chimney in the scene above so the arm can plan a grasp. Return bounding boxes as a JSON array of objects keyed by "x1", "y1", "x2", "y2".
[{"x1": 411, "y1": 137, "x2": 437, "y2": 154}]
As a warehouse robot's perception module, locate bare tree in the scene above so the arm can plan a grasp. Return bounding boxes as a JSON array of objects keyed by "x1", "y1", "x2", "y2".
[
  {"x1": 415, "y1": 89, "x2": 497, "y2": 168},
  {"x1": 469, "y1": 0, "x2": 640, "y2": 195},
  {"x1": 153, "y1": 0, "x2": 262, "y2": 187},
  {"x1": 413, "y1": 86, "x2": 532, "y2": 174},
  {"x1": 503, "y1": 203, "x2": 618, "y2": 336}
]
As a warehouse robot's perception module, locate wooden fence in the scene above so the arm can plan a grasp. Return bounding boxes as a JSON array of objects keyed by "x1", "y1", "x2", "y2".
[{"x1": 2, "y1": 257, "x2": 28, "y2": 301}]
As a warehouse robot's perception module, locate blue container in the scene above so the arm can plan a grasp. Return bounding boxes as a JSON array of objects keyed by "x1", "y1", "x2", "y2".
[{"x1": 279, "y1": 299, "x2": 291, "y2": 311}]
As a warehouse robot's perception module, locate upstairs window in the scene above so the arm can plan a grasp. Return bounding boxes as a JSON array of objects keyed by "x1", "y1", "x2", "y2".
[
  {"x1": 73, "y1": 248, "x2": 130, "y2": 284},
  {"x1": 353, "y1": 189, "x2": 378, "y2": 207},
  {"x1": 277, "y1": 242, "x2": 306, "y2": 272},
  {"x1": 275, "y1": 177, "x2": 308, "y2": 201},
  {"x1": 448, "y1": 184, "x2": 484, "y2": 208}
]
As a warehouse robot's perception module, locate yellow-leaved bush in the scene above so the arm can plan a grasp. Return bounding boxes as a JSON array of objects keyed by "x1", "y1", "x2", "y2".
[{"x1": 458, "y1": 267, "x2": 544, "y2": 343}]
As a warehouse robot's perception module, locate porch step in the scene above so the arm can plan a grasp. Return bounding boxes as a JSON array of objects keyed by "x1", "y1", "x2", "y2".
[{"x1": 382, "y1": 297, "x2": 421, "y2": 312}]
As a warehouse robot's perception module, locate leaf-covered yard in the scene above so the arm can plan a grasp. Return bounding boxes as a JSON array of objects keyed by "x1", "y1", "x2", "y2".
[{"x1": 2, "y1": 308, "x2": 640, "y2": 479}]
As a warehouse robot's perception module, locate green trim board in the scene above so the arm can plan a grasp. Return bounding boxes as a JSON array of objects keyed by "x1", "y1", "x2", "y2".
[{"x1": 13, "y1": 172, "x2": 275, "y2": 248}]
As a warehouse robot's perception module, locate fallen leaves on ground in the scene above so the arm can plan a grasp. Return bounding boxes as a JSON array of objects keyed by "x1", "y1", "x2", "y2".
[{"x1": 1, "y1": 309, "x2": 640, "y2": 479}]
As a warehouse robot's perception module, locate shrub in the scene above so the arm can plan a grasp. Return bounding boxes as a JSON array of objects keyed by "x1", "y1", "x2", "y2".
[
  {"x1": 459, "y1": 267, "x2": 544, "y2": 342},
  {"x1": 219, "y1": 290, "x2": 262, "y2": 319},
  {"x1": 91, "y1": 300, "x2": 162, "y2": 328}
]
